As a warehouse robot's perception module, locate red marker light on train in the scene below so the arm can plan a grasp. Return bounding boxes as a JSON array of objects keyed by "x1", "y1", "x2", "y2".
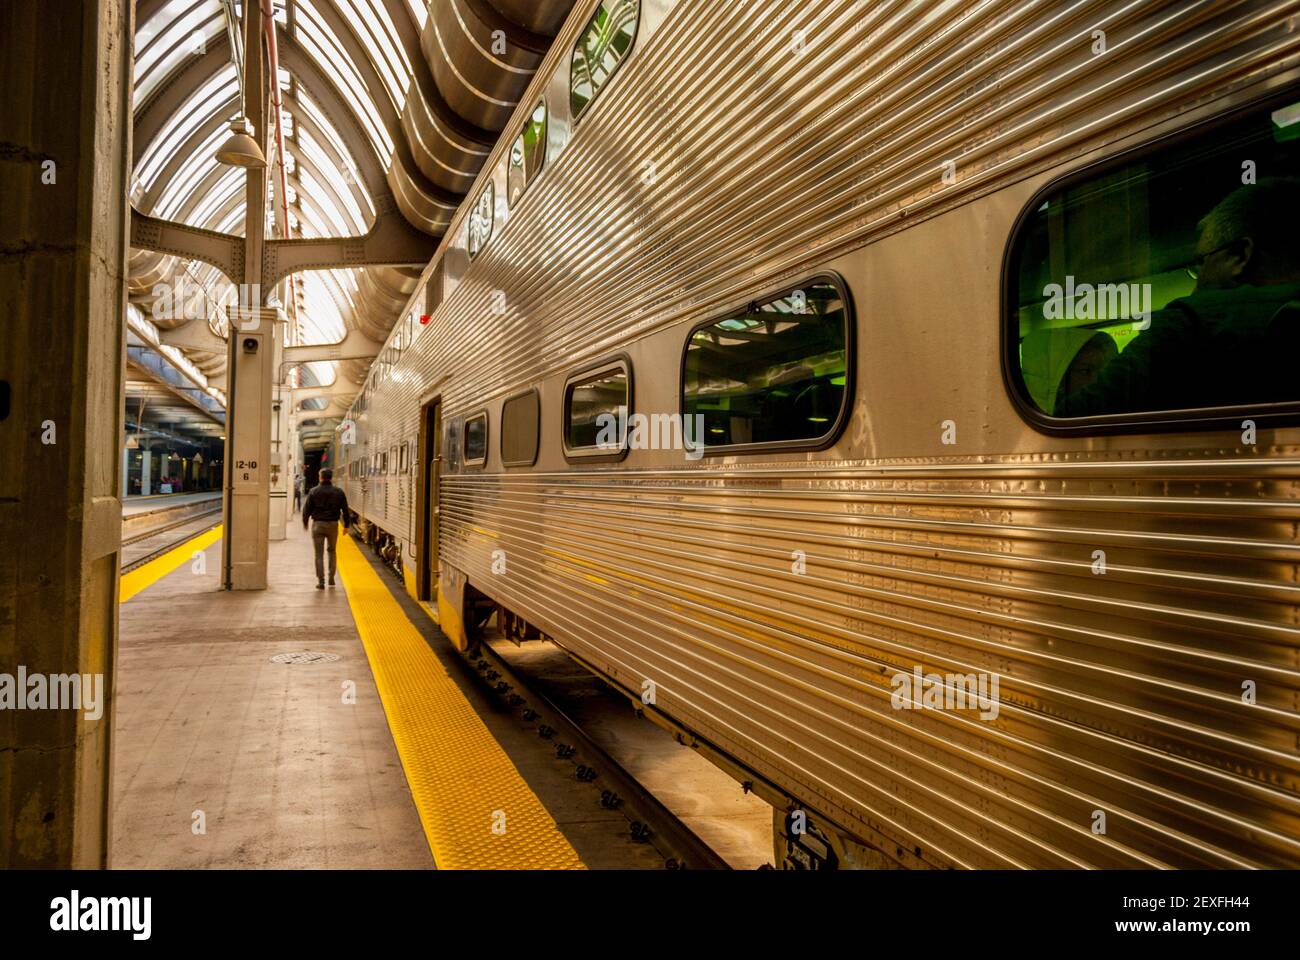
[{"x1": 419, "y1": 314, "x2": 431, "y2": 325}]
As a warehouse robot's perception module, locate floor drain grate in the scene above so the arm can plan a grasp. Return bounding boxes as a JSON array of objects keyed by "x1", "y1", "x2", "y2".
[{"x1": 270, "y1": 651, "x2": 340, "y2": 665}]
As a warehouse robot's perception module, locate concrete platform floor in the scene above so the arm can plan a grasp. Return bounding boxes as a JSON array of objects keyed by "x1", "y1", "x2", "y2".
[{"x1": 113, "y1": 522, "x2": 432, "y2": 868}]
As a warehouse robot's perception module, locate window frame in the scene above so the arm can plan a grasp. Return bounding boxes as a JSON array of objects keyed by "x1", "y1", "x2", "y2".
[
  {"x1": 562, "y1": 354, "x2": 633, "y2": 463},
  {"x1": 1001, "y1": 89, "x2": 1300, "y2": 437},
  {"x1": 500, "y1": 388, "x2": 541, "y2": 468},
  {"x1": 399, "y1": 441, "x2": 410, "y2": 474},
  {"x1": 462, "y1": 412, "x2": 489, "y2": 468},
  {"x1": 678, "y1": 271, "x2": 856, "y2": 458},
  {"x1": 569, "y1": 0, "x2": 640, "y2": 125}
]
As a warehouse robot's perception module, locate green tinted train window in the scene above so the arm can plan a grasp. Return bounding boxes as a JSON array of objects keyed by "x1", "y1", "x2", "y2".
[
  {"x1": 1009, "y1": 98, "x2": 1300, "y2": 423},
  {"x1": 508, "y1": 102, "x2": 547, "y2": 208},
  {"x1": 565, "y1": 363, "x2": 628, "y2": 453},
  {"x1": 683, "y1": 282, "x2": 850, "y2": 450},
  {"x1": 570, "y1": 0, "x2": 638, "y2": 120}
]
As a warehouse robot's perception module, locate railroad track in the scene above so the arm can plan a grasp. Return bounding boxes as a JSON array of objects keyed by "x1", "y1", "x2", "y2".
[
  {"x1": 462, "y1": 635, "x2": 735, "y2": 870},
  {"x1": 121, "y1": 506, "x2": 222, "y2": 547},
  {"x1": 121, "y1": 508, "x2": 222, "y2": 572}
]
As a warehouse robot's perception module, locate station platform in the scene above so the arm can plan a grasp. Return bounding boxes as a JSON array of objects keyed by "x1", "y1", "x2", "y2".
[
  {"x1": 114, "y1": 522, "x2": 431, "y2": 868},
  {"x1": 122, "y1": 491, "x2": 221, "y2": 517},
  {"x1": 113, "y1": 520, "x2": 762, "y2": 869}
]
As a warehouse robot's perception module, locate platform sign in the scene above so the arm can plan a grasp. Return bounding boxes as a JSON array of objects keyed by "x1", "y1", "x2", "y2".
[
  {"x1": 340, "y1": 419, "x2": 356, "y2": 445},
  {"x1": 233, "y1": 459, "x2": 260, "y2": 485}
]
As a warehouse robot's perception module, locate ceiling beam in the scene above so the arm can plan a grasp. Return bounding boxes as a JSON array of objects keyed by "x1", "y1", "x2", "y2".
[
  {"x1": 157, "y1": 318, "x2": 227, "y2": 353},
  {"x1": 284, "y1": 328, "x2": 381, "y2": 363},
  {"x1": 262, "y1": 194, "x2": 436, "y2": 287},
  {"x1": 131, "y1": 205, "x2": 245, "y2": 284}
]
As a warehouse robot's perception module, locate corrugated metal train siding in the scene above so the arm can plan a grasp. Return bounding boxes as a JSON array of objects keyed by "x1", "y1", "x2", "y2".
[
  {"x1": 438, "y1": 463, "x2": 1300, "y2": 868},
  {"x1": 341, "y1": 0, "x2": 1300, "y2": 867}
]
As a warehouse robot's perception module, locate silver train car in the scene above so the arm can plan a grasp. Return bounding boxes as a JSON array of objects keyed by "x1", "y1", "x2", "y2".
[{"x1": 334, "y1": 0, "x2": 1300, "y2": 868}]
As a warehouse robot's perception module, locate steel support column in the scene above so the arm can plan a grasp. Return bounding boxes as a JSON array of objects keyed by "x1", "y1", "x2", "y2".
[{"x1": 221, "y1": 2, "x2": 274, "y2": 591}]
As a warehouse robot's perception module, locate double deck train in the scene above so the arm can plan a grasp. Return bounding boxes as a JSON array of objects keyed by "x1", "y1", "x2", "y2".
[{"x1": 329, "y1": 0, "x2": 1300, "y2": 868}]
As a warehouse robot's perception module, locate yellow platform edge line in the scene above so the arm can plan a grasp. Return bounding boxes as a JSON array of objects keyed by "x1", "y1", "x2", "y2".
[
  {"x1": 119, "y1": 525, "x2": 223, "y2": 604},
  {"x1": 335, "y1": 534, "x2": 585, "y2": 870}
]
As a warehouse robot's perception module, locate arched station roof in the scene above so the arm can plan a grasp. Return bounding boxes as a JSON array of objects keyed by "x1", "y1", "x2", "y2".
[{"x1": 128, "y1": 0, "x2": 573, "y2": 416}]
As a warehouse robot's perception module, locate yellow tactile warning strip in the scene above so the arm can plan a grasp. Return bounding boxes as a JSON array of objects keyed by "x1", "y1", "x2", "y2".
[
  {"x1": 119, "y1": 525, "x2": 223, "y2": 603},
  {"x1": 335, "y1": 534, "x2": 585, "y2": 870}
]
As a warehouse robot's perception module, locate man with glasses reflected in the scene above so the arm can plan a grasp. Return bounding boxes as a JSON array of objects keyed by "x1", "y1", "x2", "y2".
[{"x1": 1055, "y1": 176, "x2": 1300, "y2": 417}]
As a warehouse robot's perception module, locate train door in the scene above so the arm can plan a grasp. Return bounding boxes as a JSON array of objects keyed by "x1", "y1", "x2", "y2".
[{"x1": 417, "y1": 398, "x2": 441, "y2": 601}]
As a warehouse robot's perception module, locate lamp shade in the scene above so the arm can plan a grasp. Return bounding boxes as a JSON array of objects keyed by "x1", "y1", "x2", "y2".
[{"x1": 215, "y1": 117, "x2": 266, "y2": 169}]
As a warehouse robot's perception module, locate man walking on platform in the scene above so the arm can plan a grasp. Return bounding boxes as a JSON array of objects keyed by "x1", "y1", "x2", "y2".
[{"x1": 301, "y1": 468, "x2": 350, "y2": 589}]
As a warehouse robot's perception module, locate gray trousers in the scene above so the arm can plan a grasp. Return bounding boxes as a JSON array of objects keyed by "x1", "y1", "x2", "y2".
[{"x1": 312, "y1": 520, "x2": 339, "y2": 583}]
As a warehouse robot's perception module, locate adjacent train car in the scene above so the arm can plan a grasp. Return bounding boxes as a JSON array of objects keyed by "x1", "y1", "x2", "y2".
[{"x1": 336, "y1": 0, "x2": 1300, "y2": 868}]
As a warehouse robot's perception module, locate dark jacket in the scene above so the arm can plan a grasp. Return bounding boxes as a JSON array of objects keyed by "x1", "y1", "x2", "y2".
[
  {"x1": 303, "y1": 482, "x2": 350, "y2": 527},
  {"x1": 1055, "y1": 282, "x2": 1300, "y2": 417}
]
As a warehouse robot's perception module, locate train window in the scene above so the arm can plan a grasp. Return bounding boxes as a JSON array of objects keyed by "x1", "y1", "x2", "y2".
[
  {"x1": 1008, "y1": 97, "x2": 1300, "y2": 429},
  {"x1": 467, "y1": 182, "x2": 494, "y2": 260},
  {"x1": 508, "y1": 102, "x2": 547, "y2": 209},
  {"x1": 389, "y1": 445, "x2": 397, "y2": 474},
  {"x1": 463, "y1": 413, "x2": 488, "y2": 466},
  {"x1": 683, "y1": 280, "x2": 851, "y2": 452},
  {"x1": 570, "y1": 0, "x2": 638, "y2": 121},
  {"x1": 564, "y1": 360, "x2": 630, "y2": 457},
  {"x1": 399, "y1": 441, "x2": 409, "y2": 474},
  {"x1": 501, "y1": 389, "x2": 540, "y2": 467}
]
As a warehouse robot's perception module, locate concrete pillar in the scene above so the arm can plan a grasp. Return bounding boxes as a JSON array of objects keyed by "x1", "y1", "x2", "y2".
[
  {"x1": 140, "y1": 449, "x2": 152, "y2": 496},
  {"x1": 222, "y1": 309, "x2": 283, "y2": 589},
  {"x1": 219, "y1": 0, "x2": 277, "y2": 588},
  {"x1": 0, "y1": 0, "x2": 132, "y2": 867}
]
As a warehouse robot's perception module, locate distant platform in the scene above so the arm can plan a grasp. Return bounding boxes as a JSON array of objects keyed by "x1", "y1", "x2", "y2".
[{"x1": 122, "y1": 491, "x2": 221, "y2": 517}]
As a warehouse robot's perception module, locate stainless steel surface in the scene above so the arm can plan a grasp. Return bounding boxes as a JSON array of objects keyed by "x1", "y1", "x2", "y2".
[{"x1": 338, "y1": 0, "x2": 1300, "y2": 868}]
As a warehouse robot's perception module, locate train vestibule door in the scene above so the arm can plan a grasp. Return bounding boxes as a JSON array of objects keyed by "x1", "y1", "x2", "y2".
[{"x1": 418, "y1": 398, "x2": 441, "y2": 601}]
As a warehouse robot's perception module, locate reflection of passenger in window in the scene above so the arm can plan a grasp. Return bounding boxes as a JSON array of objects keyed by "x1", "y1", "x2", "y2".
[
  {"x1": 1021, "y1": 330, "x2": 1117, "y2": 415},
  {"x1": 1054, "y1": 177, "x2": 1300, "y2": 417}
]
